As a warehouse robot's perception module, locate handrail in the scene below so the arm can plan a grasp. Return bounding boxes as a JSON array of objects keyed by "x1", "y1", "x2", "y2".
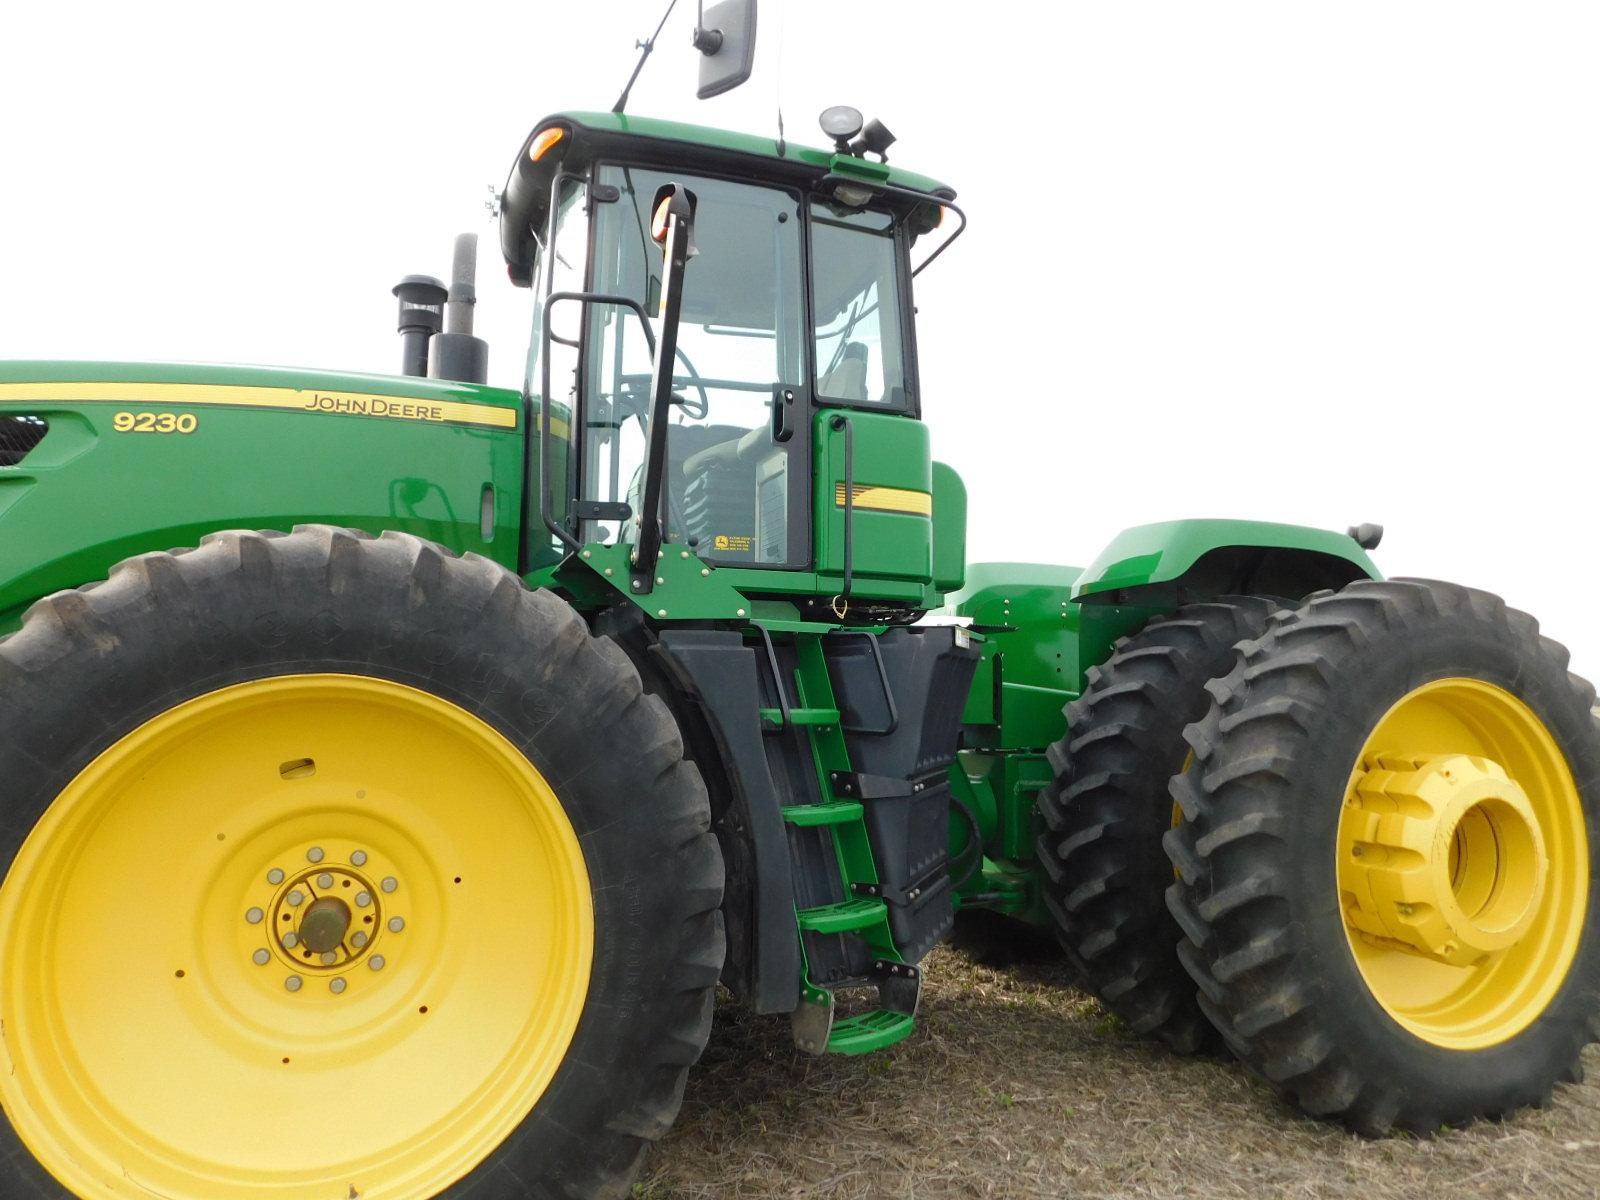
[
  {"x1": 755, "y1": 624, "x2": 795, "y2": 730},
  {"x1": 830, "y1": 412, "x2": 855, "y2": 615},
  {"x1": 816, "y1": 174, "x2": 968, "y2": 278},
  {"x1": 538, "y1": 290, "x2": 657, "y2": 553}
]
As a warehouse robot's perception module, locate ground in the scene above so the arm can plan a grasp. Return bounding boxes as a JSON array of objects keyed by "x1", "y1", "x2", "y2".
[{"x1": 639, "y1": 918, "x2": 1600, "y2": 1200}]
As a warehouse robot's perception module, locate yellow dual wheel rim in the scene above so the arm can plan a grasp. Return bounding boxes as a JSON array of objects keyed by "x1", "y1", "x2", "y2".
[
  {"x1": 1338, "y1": 678, "x2": 1588, "y2": 1049},
  {"x1": 0, "y1": 674, "x2": 594, "y2": 1200}
]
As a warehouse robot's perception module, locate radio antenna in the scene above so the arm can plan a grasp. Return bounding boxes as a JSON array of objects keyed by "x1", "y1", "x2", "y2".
[
  {"x1": 773, "y1": 0, "x2": 786, "y2": 153},
  {"x1": 612, "y1": 0, "x2": 679, "y2": 114}
]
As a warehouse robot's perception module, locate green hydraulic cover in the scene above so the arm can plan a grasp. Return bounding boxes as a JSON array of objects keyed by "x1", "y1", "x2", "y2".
[{"x1": 948, "y1": 562, "x2": 1083, "y2": 750}]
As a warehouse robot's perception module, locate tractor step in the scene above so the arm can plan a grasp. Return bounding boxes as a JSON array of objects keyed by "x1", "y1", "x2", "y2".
[
  {"x1": 782, "y1": 800, "x2": 865, "y2": 827},
  {"x1": 826, "y1": 1009, "x2": 917, "y2": 1055},
  {"x1": 791, "y1": 965, "x2": 922, "y2": 1057},
  {"x1": 758, "y1": 705, "x2": 841, "y2": 728},
  {"x1": 794, "y1": 897, "x2": 886, "y2": 934}
]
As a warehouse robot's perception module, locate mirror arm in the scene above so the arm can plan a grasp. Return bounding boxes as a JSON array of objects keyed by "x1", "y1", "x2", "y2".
[{"x1": 630, "y1": 186, "x2": 696, "y2": 593}]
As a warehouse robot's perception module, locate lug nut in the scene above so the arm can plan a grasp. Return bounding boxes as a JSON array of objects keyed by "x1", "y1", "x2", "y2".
[
  {"x1": 388, "y1": 917, "x2": 405, "y2": 933},
  {"x1": 351, "y1": 851, "x2": 368, "y2": 867},
  {"x1": 330, "y1": 978, "x2": 347, "y2": 995},
  {"x1": 285, "y1": 976, "x2": 303, "y2": 993},
  {"x1": 267, "y1": 868, "x2": 285, "y2": 885},
  {"x1": 321, "y1": 951, "x2": 337, "y2": 966},
  {"x1": 369, "y1": 956, "x2": 386, "y2": 972},
  {"x1": 283, "y1": 932, "x2": 300, "y2": 949},
  {"x1": 252, "y1": 949, "x2": 271, "y2": 966},
  {"x1": 352, "y1": 931, "x2": 369, "y2": 949},
  {"x1": 287, "y1": 890, "x2": 305, "y2": 906},
  {"x1": 355, "y1": 891, "x2": 372, "y2": 908},
  {"x1": 308, "y1": 847, "x2": 325, "y2": 864},
  {"x1": 381, "y1": 877, "x2": 398, "y2": 894},
  {"x1": 246, "y1": 907, "x2": 265, "y2": 924},
  {"x1": 317, "y1": 873, "x2": 334, "y2": 889}
]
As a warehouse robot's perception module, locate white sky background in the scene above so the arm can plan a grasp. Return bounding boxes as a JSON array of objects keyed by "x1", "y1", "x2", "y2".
[{"x1": 1, "y1": 2, "x2": 1597, "y2": 675}]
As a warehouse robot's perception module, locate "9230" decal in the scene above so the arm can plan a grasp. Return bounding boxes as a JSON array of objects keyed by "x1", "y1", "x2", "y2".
[{"x1": 112, "y1": 411, "x2": 199, "y2": 434}]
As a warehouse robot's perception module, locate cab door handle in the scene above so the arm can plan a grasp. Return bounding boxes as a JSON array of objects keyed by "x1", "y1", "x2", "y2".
[{"x1": 771, "y1": 385, "x2": 796, "y2": 443}]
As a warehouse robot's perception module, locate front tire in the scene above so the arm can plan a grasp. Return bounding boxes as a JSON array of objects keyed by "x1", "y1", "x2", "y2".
[
  {"x1": 1168, "y1": 579, "x2": 1600, "y2": 1134},
  {"x1": 0, "y1": 526, "x2": 724, "y2": 1199}
]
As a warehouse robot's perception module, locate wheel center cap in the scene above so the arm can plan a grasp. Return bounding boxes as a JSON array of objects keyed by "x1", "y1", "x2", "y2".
[
  {"x1": 1342, "y1": 753, "x2": 1549, "y2": 964},
  {"x1": 298, "y1": 897, "x2": 352, "y2": 955}
]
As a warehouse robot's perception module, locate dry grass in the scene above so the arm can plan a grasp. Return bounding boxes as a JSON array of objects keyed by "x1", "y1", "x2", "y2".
[{"x1": 639, "y1": 918, "x2": 1600, "y2": 1200}]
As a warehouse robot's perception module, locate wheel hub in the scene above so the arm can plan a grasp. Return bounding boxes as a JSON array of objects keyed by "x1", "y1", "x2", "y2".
[
  {"x1": 247, "y1": 843, "x2": 406, "y2": 990},
  {"x1": 298, "y1": 897, "x2": 351, "y2": 953},
  {"x1": 1342, "y1": 752, "x2": 1548, "y2": 965}
]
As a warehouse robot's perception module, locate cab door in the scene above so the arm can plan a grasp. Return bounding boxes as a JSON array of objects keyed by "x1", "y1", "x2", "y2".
[{"x1": 581, "y1": 165, "x2": 810, "y2": 569}]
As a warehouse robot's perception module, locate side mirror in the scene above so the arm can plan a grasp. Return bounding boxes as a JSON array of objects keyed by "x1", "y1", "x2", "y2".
[{"x1": 694, "y1": 0, "x2": 757, "y2": 99}]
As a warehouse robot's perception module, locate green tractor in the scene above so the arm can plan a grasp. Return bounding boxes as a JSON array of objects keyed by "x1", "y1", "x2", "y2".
[{"x1": 1, "y1": 9, "x2": 1596, "y2": 1198}]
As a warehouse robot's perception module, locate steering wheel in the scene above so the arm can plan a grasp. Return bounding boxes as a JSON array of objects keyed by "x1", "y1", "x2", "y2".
[
  {"x1": 669, "y1": 345, "x2": 710, "y2": 418},
  {"x1": 617, "y1": 360, "x2": 710, "y2": 421}
]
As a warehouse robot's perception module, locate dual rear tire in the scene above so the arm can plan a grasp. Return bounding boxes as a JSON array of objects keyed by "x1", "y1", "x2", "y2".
[
  {"x1": 1041, "y1": 579, "x2": 1600, "y2": 1134},
  {"x1": 1037, "y1": 598, "x2": 1277, "y2": 1052}
]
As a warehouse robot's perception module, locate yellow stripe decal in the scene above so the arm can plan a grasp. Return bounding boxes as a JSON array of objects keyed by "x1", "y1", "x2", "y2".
[
  {"x1": 0, "y1": 382, "x2": 519, "y2": 430},
  {"x1": 833, "y1": 482, "x2": 933, "y2": 516}
]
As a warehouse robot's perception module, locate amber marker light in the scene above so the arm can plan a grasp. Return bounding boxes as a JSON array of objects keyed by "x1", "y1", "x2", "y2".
[{"x1": 528, "y1": 127, "x2": 566, "y2": 162}]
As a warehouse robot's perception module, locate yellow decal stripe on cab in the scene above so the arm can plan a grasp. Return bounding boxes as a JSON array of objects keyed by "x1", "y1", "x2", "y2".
[
  {"x1": 833, "y1": 483, "x2": 933, "y2": 516},
  {"x1": 0, "y1": 382, "x2": 519, "y2": 430}
]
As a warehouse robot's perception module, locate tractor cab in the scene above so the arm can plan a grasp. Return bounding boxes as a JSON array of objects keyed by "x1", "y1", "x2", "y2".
[{"x1": 499, "y1": 111, "x2": 962, "y2": 618}]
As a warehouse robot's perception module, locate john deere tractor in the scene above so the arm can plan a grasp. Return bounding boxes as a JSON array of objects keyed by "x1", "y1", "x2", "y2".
[{"x1": 2, "y1": 8, "x2": 1596, "y2": 1198}]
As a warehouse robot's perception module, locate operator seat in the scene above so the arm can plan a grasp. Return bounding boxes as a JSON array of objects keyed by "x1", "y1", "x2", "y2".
[
  {"x1": 623, "y1": 422, "x2": 760, "y2": 552},
  {"x1": 678, "y1": 426, "x2": 766, "y2": 559},
  {"x1": 818, "y1": 341, "x2": 869, "y2": 402}
]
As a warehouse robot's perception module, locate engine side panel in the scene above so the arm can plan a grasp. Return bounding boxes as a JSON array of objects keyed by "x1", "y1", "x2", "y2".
[{"x1": 0, "y1": 362, "x2": 525, "y2": 632}]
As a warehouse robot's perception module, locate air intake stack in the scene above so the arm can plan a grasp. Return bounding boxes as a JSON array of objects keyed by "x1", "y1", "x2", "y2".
[
  {"x1": 392, "y1": 275, "x2": 447, "y2": 377},
  {"x1": 428, "y1": 233, "x2": 490, "y2": 385}
]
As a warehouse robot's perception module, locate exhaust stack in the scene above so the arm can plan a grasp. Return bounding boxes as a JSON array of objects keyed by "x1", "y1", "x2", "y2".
[{"x1": 428, "y1": 233, "x2": 490, "y2": 385}]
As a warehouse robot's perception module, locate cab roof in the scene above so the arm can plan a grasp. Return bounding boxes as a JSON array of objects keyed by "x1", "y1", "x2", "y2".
[
  {"x1": 498, "y1": 110, "x2": 954, "y2": 285},
  {"x1": 549, "y1": 111, "x2": 950, "y2": 193}
]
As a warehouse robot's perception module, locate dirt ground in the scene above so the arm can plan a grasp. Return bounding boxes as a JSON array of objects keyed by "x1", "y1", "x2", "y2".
[{"x1": 638, "y1": 919, "x2": 1600, "y2": 1200}]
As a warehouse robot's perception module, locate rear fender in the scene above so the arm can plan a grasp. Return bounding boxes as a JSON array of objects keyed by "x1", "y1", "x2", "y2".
[{"x1": 1071, "y1": 518, "x2": 1381, "y2": 684}]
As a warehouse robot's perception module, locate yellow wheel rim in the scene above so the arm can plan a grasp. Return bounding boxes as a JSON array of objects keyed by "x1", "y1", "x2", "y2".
[
  {"x1": 0, "y1": 674, "x2": 594, "y2": 1200},
  {"x1": 1172, "y1": 750, "x2": 1193, "y2": 880},
  {"x1": 1337, "y1": 677, "x2": 1587, "y2": 1049}
]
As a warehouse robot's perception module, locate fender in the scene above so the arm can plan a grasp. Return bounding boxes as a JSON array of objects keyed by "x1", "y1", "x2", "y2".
[
  {"x1": 1073, "y1": 518, "x2": 1379, "y2": 604},
  {"x1": 0, "y1": 361, "x2": 525, "y2": 633},
  {"x1": 1070, "y1": 518, "x2": 1381, "y2": 684}
]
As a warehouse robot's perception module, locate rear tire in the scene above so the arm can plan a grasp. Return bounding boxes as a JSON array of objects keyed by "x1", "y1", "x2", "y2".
[
  {"x1": 1037, "y1": 598, "x2": 1278, "y2": 1052},
  {"x1": 1168, "y1": 579, "x2": 1600, "y2": 1134},
  {"x1": 0, "y1": 526, "x2": 725, "y2": 1199}
]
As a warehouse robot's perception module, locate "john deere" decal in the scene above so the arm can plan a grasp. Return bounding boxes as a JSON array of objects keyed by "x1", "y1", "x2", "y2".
[{"x1": 0, "y1": 382, "x2": 518, "y2": 431}]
